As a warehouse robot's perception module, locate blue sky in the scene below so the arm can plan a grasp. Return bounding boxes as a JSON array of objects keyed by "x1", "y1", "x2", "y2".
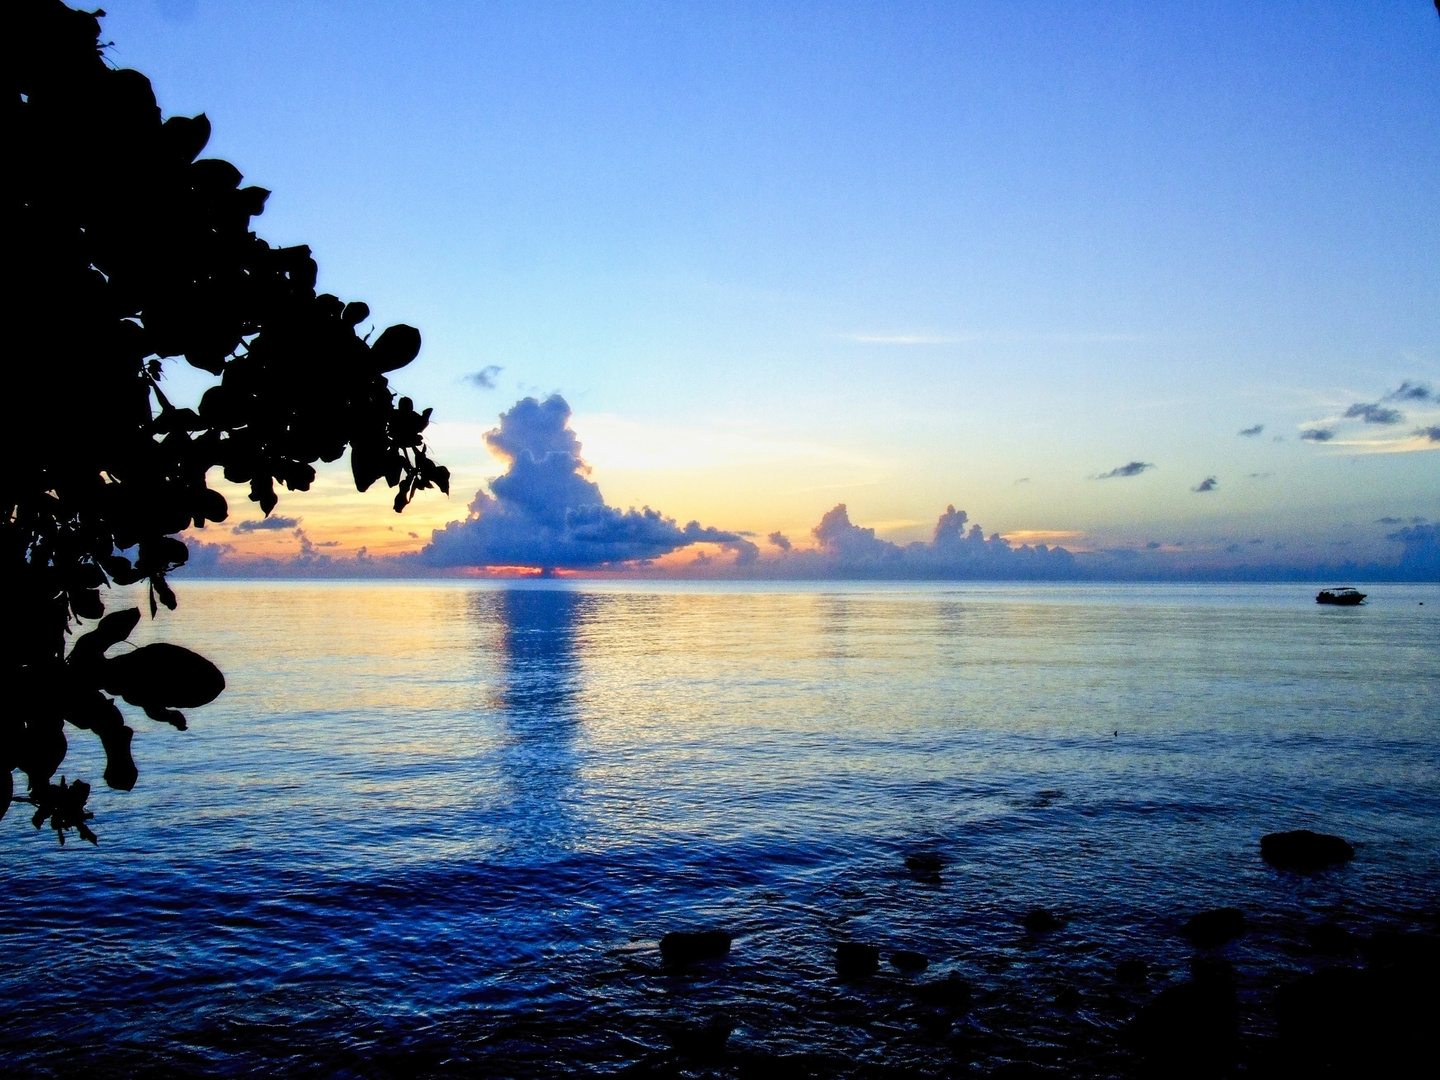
[{"x1": 109, "y1": 1, "x2": 1439, "y2": 571}]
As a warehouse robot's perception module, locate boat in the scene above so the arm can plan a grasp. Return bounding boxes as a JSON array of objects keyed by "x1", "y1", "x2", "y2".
[{"x1": 1316, "y1": 587, "x2": 1366, "y2": 606}]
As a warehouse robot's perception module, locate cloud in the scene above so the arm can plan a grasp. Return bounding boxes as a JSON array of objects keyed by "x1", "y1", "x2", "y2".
[
  {"x1": 1192, "y1": 476, "x2": 1218, "y2": 493},
  {"x1": 419, "y1": 395, "x2": 746, "y2": 570},
  {"x1": 767, "y1": 531, "x2": 792, "y2": 551},
  {"x1": 1095, "y1": 461, "x2": 1155, "y2": 479},
  {"x1": 466, "y1": 365, "x2": 503, "y2": 390},
  {"x1": 1238, "y1": 424, "x2": 1264, "y2": 437},
  {"x1": 1386, "y1": 522, "x2": 1440, "y2": 577},
  {"x1": 1344, "y1": 402, "x2": 1403, "y2": 425},
  {"x1": 1300, "y1": 428, "x2": 1335, "y2": 442},
  {"x1": 737, "y1": 503, "x2": 1079, "y2": 580},
  {"x1": 232, "y1": 515, "x2": 300, "y2": 534},
  {"x1": 1386, "y1": 380, "x2": 1432, "y2": 402},
  {"x1": 1414, "y1": 425, "x2": 1440, "y2": 443}
]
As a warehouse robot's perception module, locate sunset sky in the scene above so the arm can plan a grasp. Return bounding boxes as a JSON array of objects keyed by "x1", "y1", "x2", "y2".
[{"x1": 105, "y1": 1, "x2": 1439, "y2": 572}]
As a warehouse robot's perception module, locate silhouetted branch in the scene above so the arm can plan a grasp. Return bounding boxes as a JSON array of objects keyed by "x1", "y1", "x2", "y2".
[{"x1": 3, "y1": 0, "x2": 449, "y2": 841}]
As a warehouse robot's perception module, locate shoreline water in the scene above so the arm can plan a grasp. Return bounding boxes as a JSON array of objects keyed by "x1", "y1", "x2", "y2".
[{"x1": 3, "y1": 582, "x2": 1437, "y2": 1076}]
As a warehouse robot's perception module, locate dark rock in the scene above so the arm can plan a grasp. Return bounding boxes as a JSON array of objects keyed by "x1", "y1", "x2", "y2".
[
  {"x1": 1261, "y1": 829, "x2": 1355, "y2": 871},
  {"x1": 915, "y1": 973, "x2": 973, "y2": 1008},
  {"x1": 1023, "y1": 908, "x2": 1064, "y2": 933},
  {"x1": 1115, "y1": 959, "x2": 1149, "y2": 983},
  {"x1": 1273, "y1": 932, "x2": 1440, "y2": 1070},
  {"x1": 1306, "y1": 922, "x2": 1357, "y2": 955},
  {"x1": 1128, "y1": 974, "x2": 1239, "y2": 1073},
  {"x1": 1180, "y1": 908, "x2": 1245, "y2": 949},
  {"x1": 835, "y1": 941, "x2": 880, "y2": 978},
  {"x1": 1054, "y1": 986, "x2": 1083, "y2": 1010},
  {"x1": 889, "y1": 949, "x2": 929, "y2": 973},
  {"x1": 1188, "y1": 956, "x2": 1235, "y2": 986},
  {"x1": 659, "y1": 930, "x2": 731, "y2": 966},
  {"x1": 669, "y1": 1017, "x2": 734, "y2": 1057},
  {"x1": 913, "y1": 1006, "x2": 952, "y2": 1035},
  {"x1": 1362, "y1": 929, "x2": 1440, "y2": 970}
]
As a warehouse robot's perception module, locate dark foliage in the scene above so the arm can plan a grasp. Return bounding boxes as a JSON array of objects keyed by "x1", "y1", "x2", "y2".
[{"x1": 3, "y1": 1, "x2": 448, "y2": 841}]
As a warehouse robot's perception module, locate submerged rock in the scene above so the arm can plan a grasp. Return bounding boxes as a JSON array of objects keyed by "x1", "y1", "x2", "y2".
[
  {"x1": 1115, "y1": 958, "x2": 1150, "y2": 983},
  {"x1": 659, "y1": 930, "x2": 732, "y2": 966},
  {"x1": 904, "y1": 852, "x2": 944, "y2": 874},
  {"x1": 1023, "y1": 908, "x2": 1064, "y2": 933},
  {"x1": 1261, "y1": 829, "x2": 1355, "y2": 871},
  {"x1": 1306, "y1": 922, "x2": 1358, "y2": 955},
  {"x1": 835, "y1": 941, "x2": 881, "y2": 978},
  {"x1": 890, "y1": 949, "x2": 929, "y2": 973},
  {"x1": 915, "y1": 973, "x2": 973, "y2": 1008},
  {"x1": 1181, "y1": 908, "x2": 1245, "y2": 949},
  {"x1": 669, "y1": 1017, "x2": 734, "y2": 1057}
]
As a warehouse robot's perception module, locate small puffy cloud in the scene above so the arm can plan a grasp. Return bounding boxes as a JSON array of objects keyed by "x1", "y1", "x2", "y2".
[
  {"x1": 767, "y1": 531, "x2": 792, "y2": 551},
  {"x1": 1386, "y1": 380, "x2": 1432, "y2": 402},
  {"x1": 1238, "y1": 424, "x2": 1264, "y2": 437},
  {"x1": 1344, "y1": 402, "x2": 1403, "y2": 425},
  {"x1": 1192, "y1": 476, "x2": 1218, "y2": 493},
  {"x1": 1095, "y1": 461, "x2": 1155, "y2": 479},
  {"x1": 1300, "y1": 428, "x2": 1335, "y2": 442},
  {"x1": 420, "y1": 395, "x2": 745, "y2": 570},
  {"x1": 466, "y1": 365, "x2": 503, "y2": 390},
  {"x1": 232, "y1": 515, "x2": 300, "y2": 534},
  {"x1": 1414, "y1": 425, "x2": 1440, "y2": 443}
]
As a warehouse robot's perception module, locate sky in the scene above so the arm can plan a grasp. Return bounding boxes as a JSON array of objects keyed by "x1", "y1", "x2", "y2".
[{"x1": 99, "y1": 1, "x2": 1440, "y2": 576}]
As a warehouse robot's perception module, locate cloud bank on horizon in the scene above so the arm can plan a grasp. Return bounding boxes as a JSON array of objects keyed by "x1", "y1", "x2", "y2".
[
  {"x1": 179, "y1": 386, "x2": 1440, "y2": 583},
  {"x1": 418, "y1": 395, "x2": 753, "y2": 570}
]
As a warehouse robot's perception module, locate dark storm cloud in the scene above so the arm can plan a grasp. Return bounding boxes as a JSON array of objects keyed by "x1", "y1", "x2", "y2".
[
  {"x1": 1344, "y1": 402, "x2": 1403, "y2": 425},
  {"x1": 232, "y1": 515, "x2": 300, "y2": 533},
  {"x1": 419, "y1": 395, "x2": 745, "y2": 570},
  {"x1": 466, "y1": 365, "x2": 503, "y2": 390},
  {"x1": 1095, "y1": 461, "x2": 1155, "y2": 479},
  {"x1": 1238, "y1": 424, "x2": 1264, "y2": 437},
  {"x1": 1192, "y1": 476, "x2": 1218, "y2": 493},
  {"x1": 1300, "y1": 428, "x2": 1335, "y2": 442},
  {"x1": 1386, "y1": 381, "x2": 1432, "y2": 402},
  {"x1": 1414, "y1": 425, "x2": 1440, "y2": 443}
]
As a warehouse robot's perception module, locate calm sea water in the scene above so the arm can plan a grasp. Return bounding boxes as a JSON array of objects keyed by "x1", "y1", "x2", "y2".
[{"x1": 3, "y1": 581, "x2": 1438, "y2": 1077}]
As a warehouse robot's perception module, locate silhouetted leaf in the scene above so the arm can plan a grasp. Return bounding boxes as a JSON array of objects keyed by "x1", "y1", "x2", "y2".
[
  {"x1": 103, "y1": 643, "x2": 225, "y2": 710},
  {"x1": 69, "y1": 608, "x2": 142, "y2": 666},
  {"x1": 371, "y1": 324, "x2": 422, "y2": 372}
]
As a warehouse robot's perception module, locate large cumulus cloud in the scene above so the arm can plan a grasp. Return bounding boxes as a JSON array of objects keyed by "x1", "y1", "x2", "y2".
[{"x1": 420, "y1": 395, "x2": 749, "y2": 570}]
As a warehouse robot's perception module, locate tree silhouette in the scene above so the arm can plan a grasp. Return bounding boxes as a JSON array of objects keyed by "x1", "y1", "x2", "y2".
[{"x1": 3, "y1": 1, "x2": 449, "y2": 842}]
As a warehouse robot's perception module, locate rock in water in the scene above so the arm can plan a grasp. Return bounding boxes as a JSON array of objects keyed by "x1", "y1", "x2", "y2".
[
  {"x1": 835, "y1": 941, "x2": 881, "y2": 977},
  {"x1": 1115, "y1": 959, "x2": 1150, "y2": 983},
  {"x1": 905, "y1": 852, "x2": 944, "y2": 873},
  {"x1": 659, "y1": 930, "x2": 732, "y2": 966},
  {"x1": 890, "y1": 949, "x2": 930, "y2": 973},
  {"x1": 915, "y1": 973, "x2": 973, "y2": 1008},
  {"x1": 1023, "y1": 908, "x2": 1064, "y2": 933},
  {"x1": 1261, "y1": 830, "x2": 1355, "y2": 871},
  {"x1": 1128, "y1": 964, "x2": 1238, "y2": 1073},
  {"x1": 669, "y1": 1018, "x2": 734, "y2": 1057},
  {"x1": 1181, "y1": 908, "x2": 1245, "y2": 949}
]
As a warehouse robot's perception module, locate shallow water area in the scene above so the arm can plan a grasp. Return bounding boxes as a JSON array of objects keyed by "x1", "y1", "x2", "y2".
[{"x1": 3, "y1": 581, "x2": 1438, "y2": 1077}]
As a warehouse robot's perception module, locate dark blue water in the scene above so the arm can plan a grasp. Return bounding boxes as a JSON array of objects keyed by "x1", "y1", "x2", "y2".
[{"x1": 3, "y1": 582, "x2": 1438, "y2": 1077}]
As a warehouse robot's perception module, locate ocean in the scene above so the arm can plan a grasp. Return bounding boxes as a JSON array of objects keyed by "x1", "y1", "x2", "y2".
[{"x1": 3, "y1": 581, "x2": 1438, "y2": 1077}]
